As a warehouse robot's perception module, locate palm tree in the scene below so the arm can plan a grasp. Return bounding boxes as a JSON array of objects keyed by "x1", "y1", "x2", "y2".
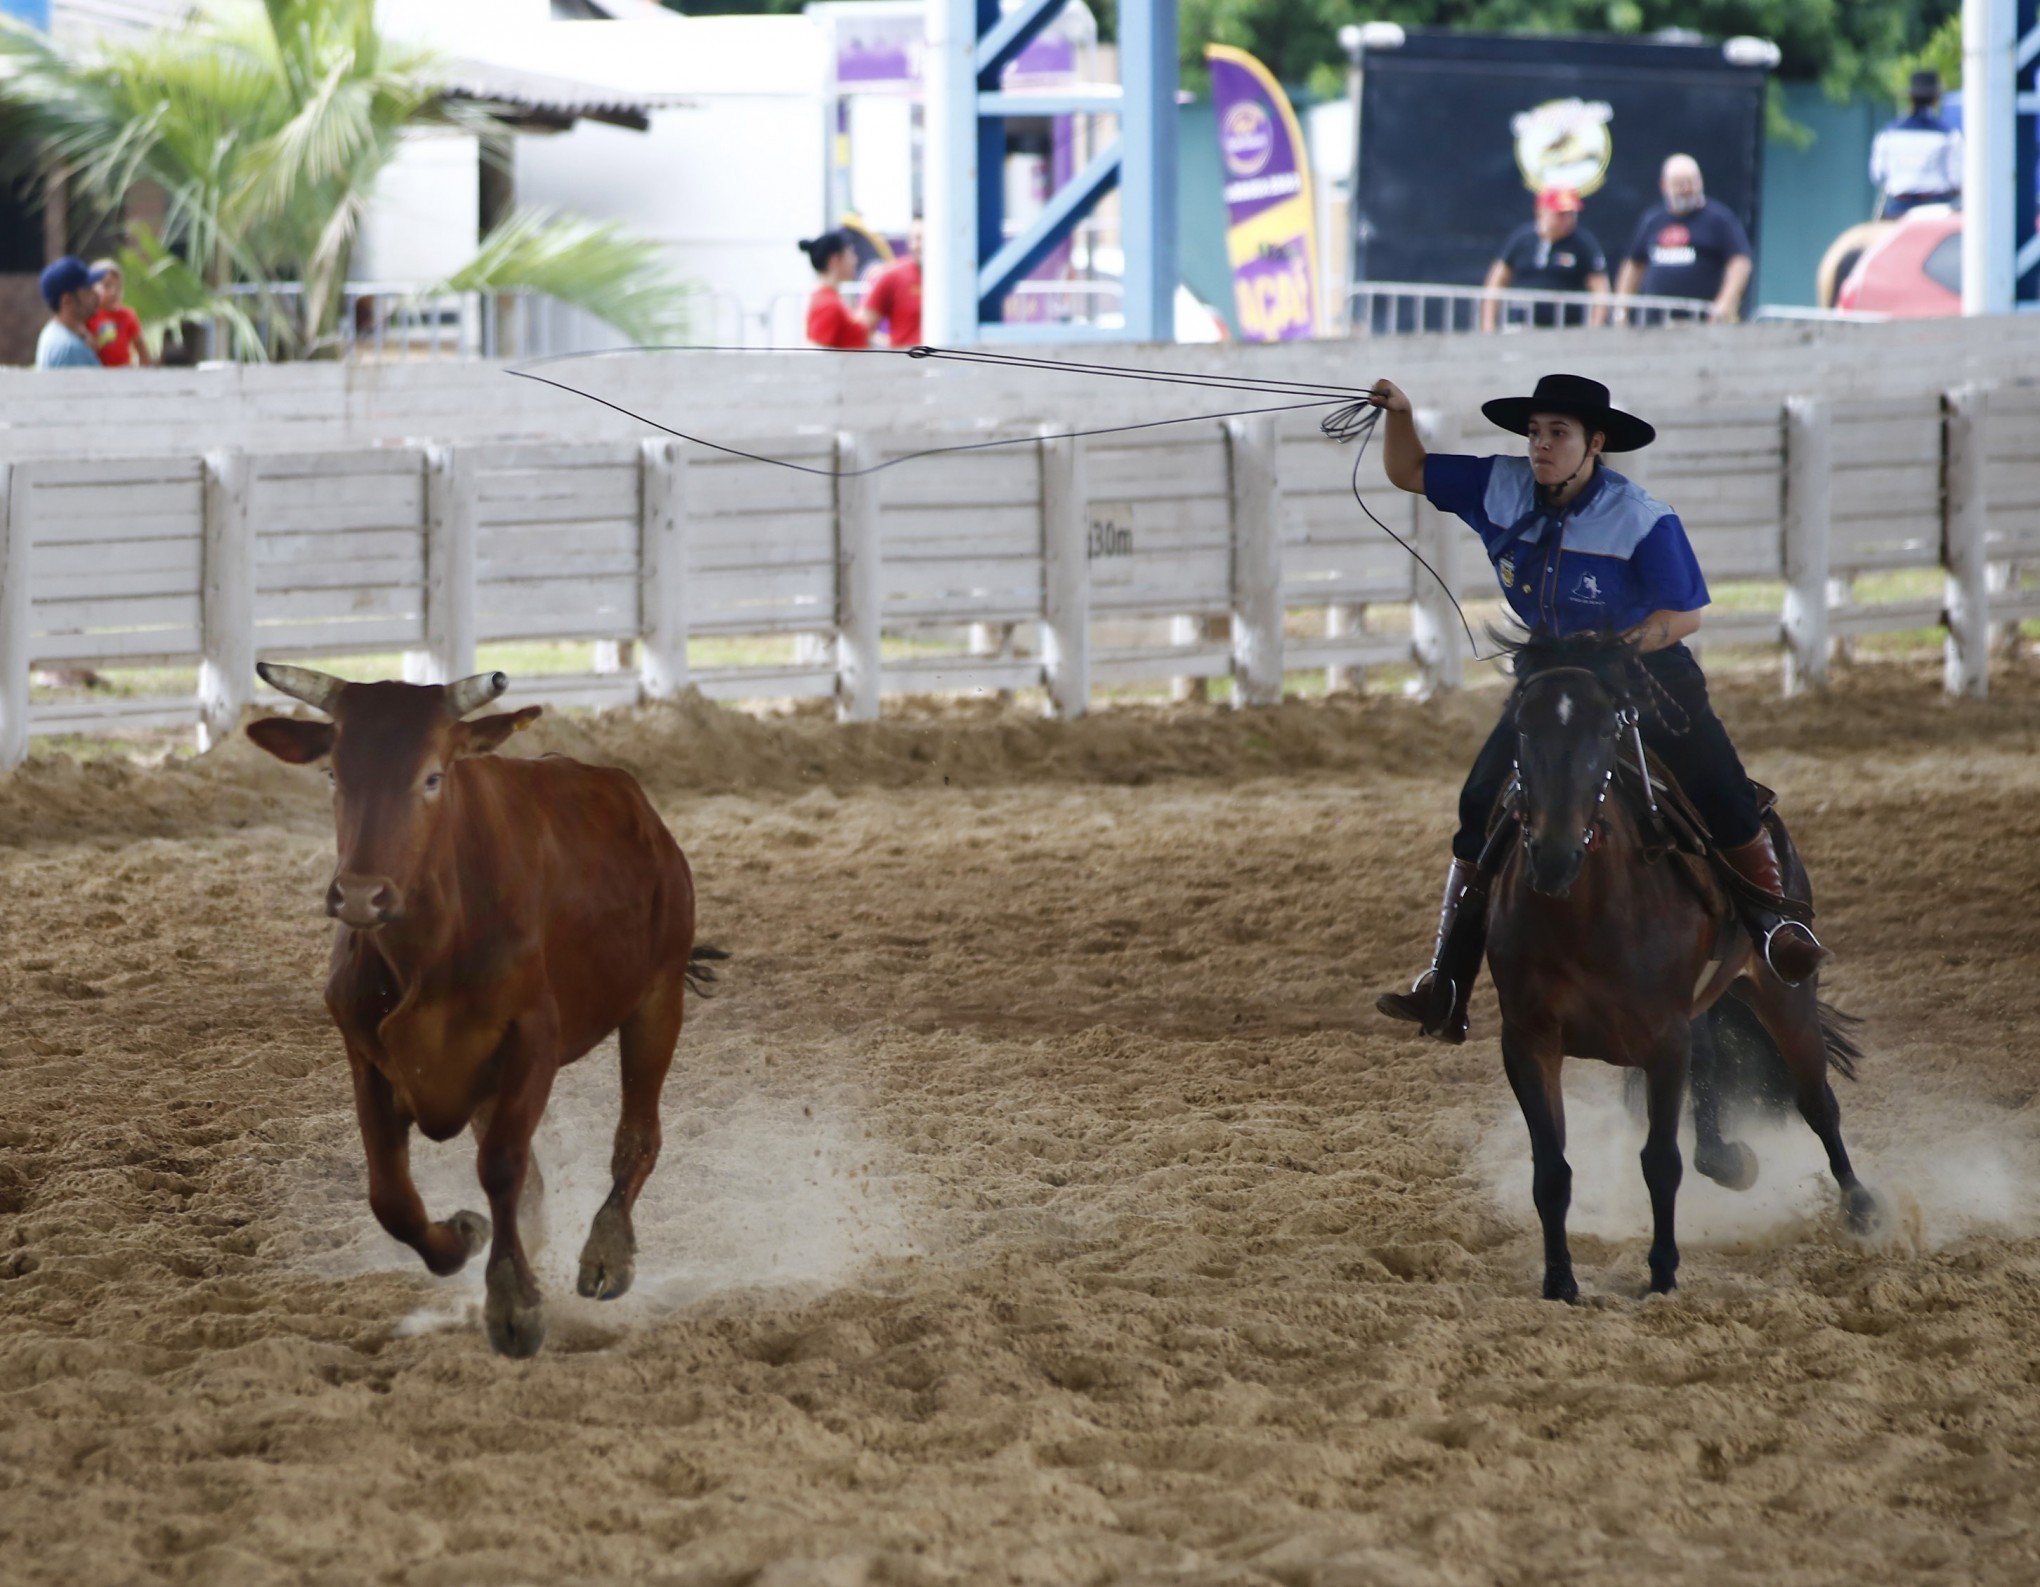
[{"x1": 0, "y1": 0, "x2": 695, "y2": 357}]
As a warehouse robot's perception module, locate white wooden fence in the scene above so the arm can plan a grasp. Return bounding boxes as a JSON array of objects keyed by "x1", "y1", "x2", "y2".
[{"x1": 1, "y1": 380, "x2": 2037, "y2": 766}]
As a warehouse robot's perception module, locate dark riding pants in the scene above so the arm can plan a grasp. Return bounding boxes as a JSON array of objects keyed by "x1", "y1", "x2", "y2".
[{"x1": 1452, "y1": 642, "x2": 1764, "y2": 863}]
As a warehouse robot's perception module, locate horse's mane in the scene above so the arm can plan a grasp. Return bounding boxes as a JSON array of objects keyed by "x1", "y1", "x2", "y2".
[{"x1": 1490, "y1": 626, "x2": 1642, "y2": 705}]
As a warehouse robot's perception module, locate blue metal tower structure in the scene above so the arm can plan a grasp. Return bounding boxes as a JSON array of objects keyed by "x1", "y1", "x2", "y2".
[
  {"x1": 1963, "y1": 0, "x2": 2039, "y2": 309},
  {"x1": 927, "y1": 0, "x2": 1178, "y2": 344}
]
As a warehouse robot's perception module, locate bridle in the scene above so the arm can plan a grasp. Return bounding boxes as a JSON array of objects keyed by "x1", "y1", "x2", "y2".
[{"x1": 1510, "y1": 665, "x2": 1646, "y2": 852}]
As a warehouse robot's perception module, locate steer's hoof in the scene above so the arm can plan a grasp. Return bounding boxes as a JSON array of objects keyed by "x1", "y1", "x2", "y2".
[
  {"x1": 484, "y1": 1260, "x2": 546, "y2": 1359},
  {"x1": 424, "y1": 1210, "x2": 491, "y2": 1276},
  {"x1": 1695, "y1": 1140, "x2": 1759, "y2": 1193},
  {"x1": 576, "y1": 1205, "x2": 637, "y2": 1301}
]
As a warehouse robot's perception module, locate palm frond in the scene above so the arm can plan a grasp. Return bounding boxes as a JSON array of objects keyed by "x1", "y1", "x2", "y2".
[{"x1": 438, "y1": 207, "x2": 699, "y2": 348}]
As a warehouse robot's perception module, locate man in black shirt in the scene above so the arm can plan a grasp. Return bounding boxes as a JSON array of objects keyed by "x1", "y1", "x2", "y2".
[
  {"x1": 1481, "y1": 186, "x2": 1610, "y2": 330},
  {"x1": 1615, "y1": 153, "x2": 1753, "y2": 322}
]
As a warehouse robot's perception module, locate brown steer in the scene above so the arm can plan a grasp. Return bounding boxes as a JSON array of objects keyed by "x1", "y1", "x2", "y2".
[{"x1": 247, "y1": 663, "x2": 718, "y2": 1357}]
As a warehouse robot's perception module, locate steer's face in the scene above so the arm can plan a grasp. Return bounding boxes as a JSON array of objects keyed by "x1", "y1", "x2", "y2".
[{"x1": 246, "y1": 669, "x2": 539, "y2": 930}]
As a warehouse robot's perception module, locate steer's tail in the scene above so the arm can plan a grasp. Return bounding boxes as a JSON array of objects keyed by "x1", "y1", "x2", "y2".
[{"x1": 685, "y1": 944, "x2": 730, "y2": 998}]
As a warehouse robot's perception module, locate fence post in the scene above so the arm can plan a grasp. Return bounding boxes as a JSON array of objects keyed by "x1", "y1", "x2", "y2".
[
  {"x1": 421, "y1": 444, "x2": 478, "y2": 684},
  {"x1": 0, "y1": 465, "x2": 25, "y2": 771},
  {"x1": 835, "y1": 431, "x2": 881, "y2": 723},
  {"x1": 1325, "y1": 604, "x2": 1362, "y2": 693},
  {"x1": 1040, "y1": 428, "x2": 1090, "y2": 718},
  {"x1": 197, "y1": 449, "x2": 254, "y2": 752},
  {"x1": 1227, "y1": 412, "x2": 1283, "y2": 706},
  {"x1": 1943, "y1": 384, "x2": 1990, "y2": 699},
  {"x1": 638, "y1": 437, "x2": 690, "y2": 700},
  {"x1": 1781, "y1": 396, "x2": 1832, "y2": 697},
  {"x1": 1411, "y1": 408, "x2": 1464, "y2": 695}
]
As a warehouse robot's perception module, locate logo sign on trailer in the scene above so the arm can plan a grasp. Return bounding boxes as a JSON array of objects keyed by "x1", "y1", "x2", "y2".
[
  {"x1": 1205, "y1": 44, "x2": 1320, "y2": 342},
  {"x1": 1353, "y1": 30, "x2": 1769, "y2": 291}
]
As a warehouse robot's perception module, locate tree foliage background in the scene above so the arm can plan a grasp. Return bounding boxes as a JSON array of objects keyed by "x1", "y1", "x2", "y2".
[{"x1": 664, "y1": 0, "x2": 1962, "y2": 103}]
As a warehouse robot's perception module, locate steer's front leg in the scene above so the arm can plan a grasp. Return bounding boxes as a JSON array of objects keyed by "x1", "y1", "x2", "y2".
[
  {"x1": 348, "y1": 1048, "x2": 489, "y2": 1276},
  {"x1": 475, "y1": 1015, "x2": 559, "y2": 1359}
]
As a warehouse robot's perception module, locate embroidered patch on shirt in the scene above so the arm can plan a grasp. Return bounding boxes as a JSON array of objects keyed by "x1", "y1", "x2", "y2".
[
  {"x1": 1573, "y1": 571, "x2": 1605, "y2": 604},
  {"x1": 1499, "y1": 555, "x2": 1516, "y2": 588}
]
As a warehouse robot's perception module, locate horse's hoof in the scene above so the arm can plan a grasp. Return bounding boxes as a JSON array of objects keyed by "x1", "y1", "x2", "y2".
[
  {"x1": 576, "y1": 1205, "x2": 637, "y2": 1301},
  {"x1": 484, "y1": 1260, "x2": 547, "y2": 1359},
  {"x1": 1543, "y1": 1269, "x2": 1579, "y2": 1304},
  {"x1": 1844, "y1": 1183, "x2": 1886, "y2": 1239},
  {"x1": 423, "y1": 1210, "x2": 491, "y2": 1276},
  {"x1": 1696, "y1": 1141, "x2": 1759, "y2": 1193},
  {"x1": 1648, "y1": 1270, "x2": 1679, "y2": 1296}
]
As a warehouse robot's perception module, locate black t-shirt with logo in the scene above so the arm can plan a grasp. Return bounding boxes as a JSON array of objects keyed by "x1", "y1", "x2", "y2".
[
  {"x1": 1497, "y1": 222, "x2": 1607, "y2": 292},
  {"x1": 1625, "y1": 200, "x2": 1751, "y2": 301}
]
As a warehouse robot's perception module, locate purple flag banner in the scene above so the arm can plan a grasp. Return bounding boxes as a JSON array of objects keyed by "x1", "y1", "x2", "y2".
[{"x1": 1205, "y1": 45, "x2": 1320, "y2": 341}]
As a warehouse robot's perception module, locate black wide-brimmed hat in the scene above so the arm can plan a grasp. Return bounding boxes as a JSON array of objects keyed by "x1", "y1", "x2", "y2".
[{"x1": 1481, "y1": 373, "x2": 1655, "y2": 453}]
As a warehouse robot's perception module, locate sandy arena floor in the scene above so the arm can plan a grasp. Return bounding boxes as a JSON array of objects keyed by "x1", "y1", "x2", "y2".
[{"x1": 4, "y1": 660, "x2": 2040, "y2": 1587}]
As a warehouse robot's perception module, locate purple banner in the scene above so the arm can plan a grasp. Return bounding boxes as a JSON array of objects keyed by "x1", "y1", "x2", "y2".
[{"x1": 1206, "y1": 45, "x2": 1320, "y2": 341}]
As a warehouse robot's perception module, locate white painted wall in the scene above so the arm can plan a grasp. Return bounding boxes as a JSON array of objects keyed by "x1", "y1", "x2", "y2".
[
  {"x1": 354, "y1": 129, "x2": 481, "y2": 285},
  {"x1": 509, "y1": 20, "x2": 831, "y2": 339}
]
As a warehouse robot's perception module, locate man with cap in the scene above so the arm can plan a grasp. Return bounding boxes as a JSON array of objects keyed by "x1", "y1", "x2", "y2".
[
  {"x1": 1481, "y1": 187, "x2": 1611, "y2": 331},
  {"x1": 35, "y1": 256, "x2": 106, "y2": 370},
  {"x1": 1362, "y1": 372, "x2": 1830, "y2": 1044},
  {"x1": 1870, "y1": 69, "x2": 1962, "y2": 218}
]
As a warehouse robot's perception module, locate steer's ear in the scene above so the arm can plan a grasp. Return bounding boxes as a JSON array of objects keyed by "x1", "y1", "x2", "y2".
[
  {"x1": 246, "y1": 717, "x2": 334, "y2": 764},
  {"x1": 453, "y1": 705, "x2": 543, "y2": 758}
]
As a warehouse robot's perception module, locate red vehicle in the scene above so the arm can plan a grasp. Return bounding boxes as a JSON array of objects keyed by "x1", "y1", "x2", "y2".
[{"x1": 1834, "y1": 206, "x2": 1962, "y2": 318}]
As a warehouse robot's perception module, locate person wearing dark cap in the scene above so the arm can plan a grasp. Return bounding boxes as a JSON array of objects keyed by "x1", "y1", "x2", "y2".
[
  {"x1": 798, "y1": 230, "x2": 871, "y2": 350},
  {"x1": 1870, "y1": 69, "x2": 1962, "y2": 218},
  {"x1": 35, "y1": 255, "x2": 107, "y2": 369},
  {"x1": 1481, "y1": 187, "x2": 1610, "y2": 332},
  {"x1": 1362, "y1": 372, "x2": 1830, "y2": 1044}
]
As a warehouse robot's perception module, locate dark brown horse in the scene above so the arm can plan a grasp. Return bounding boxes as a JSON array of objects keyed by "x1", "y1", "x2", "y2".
[{"x1": 1488, "y1": 633, "x2": 1879, "y2": 1300}]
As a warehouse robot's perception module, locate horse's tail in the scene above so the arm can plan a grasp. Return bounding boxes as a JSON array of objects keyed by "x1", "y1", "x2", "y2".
[
  {"x1": 1816, "y1": 998, "x2": 1864, "y2": 1083},
  {"x1": 685, "y1": 944, "x2": 730, "y2": 997}
]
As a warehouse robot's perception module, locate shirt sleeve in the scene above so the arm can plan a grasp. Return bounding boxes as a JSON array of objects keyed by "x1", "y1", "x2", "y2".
[
  {"x1": 866, "y1": 269, "x2": 896, "y2": 322},
  {"x1": 1577, "y1": 227, "x2": 1607, "y2": 275},
  {"x1": 1422, "y1": 453, "x2": 1494, "y2": 520},
  {"x1": 1629, "y1": 515, "x2": 1710, "y2": 612},
  {"x1": 1625, "y1": 211, "x2": 1656, "y2": 264},
  {"x1": 1869, "y1": 129, "x2": 1890, "y2": 187},
  {"x1": 1718, "y1": 206, "x2": 1753, "y2": 259}
]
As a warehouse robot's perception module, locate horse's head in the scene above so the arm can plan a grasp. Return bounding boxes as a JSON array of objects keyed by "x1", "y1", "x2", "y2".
[{"x1": 1503, "y1": 631, "x2": 1638, "y2": 899}]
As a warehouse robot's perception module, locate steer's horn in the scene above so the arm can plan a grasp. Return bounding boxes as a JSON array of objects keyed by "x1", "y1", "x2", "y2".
[
  {"x1": 445, "y1": 671, "x2": 509, "y2": 718},
  {"x1": 256, "y1": 662, "x2": 347, "y2": 714}
]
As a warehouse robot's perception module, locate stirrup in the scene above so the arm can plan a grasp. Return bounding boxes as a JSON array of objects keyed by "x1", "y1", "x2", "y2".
[{"x1": 1761, "y1": 919, "x2": 1829, "y2": 986}]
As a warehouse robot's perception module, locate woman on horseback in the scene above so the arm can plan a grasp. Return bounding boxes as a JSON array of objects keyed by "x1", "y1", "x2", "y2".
[{"x1": 1367, "y1": 372, "x2": 1829, "y2": 1044}]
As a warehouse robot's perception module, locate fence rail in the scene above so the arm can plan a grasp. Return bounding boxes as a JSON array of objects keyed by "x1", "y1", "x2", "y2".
[{"x1": 1, "y1": 380, "x2": 2036, "y2": 766}]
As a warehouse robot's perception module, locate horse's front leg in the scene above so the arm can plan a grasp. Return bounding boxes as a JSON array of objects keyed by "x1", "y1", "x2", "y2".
[
  {"x1": 1501, "y1": 1022, "x2": 1575, "y2": 1302},
  {"x1": 1640, "y1": 1024, "x2": 1689, "y2": 1294}
]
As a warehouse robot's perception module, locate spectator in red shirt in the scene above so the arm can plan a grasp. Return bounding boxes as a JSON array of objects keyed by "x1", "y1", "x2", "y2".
[
  {"x1": 85, "y1": 259, "x2": 150, "y2": 367},
  {"x1": 865, "y1": 218, "x2": 923, "y2": 348},
  {"x1": 799, "y1": 230, "x2": 870, "y2": 349}
]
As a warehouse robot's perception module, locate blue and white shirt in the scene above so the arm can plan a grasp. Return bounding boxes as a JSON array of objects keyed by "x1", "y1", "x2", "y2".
[
  {"x1": 1423, "y1": 453, "x2": 1709, "y2": 636},
  {"x1": 1869, "y1": 109, "x2": 1962, "y2": 200}
]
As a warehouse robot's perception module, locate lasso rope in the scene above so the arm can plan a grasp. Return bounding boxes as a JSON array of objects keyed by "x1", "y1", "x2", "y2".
[{"x1": 505, "y1": 343, "x2": 1482, "y2": 657}]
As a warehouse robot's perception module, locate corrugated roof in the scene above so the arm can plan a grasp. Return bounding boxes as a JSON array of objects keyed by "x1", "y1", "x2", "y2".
[{"x1": 438, "y1": 55, "x2": 688, "y2": 131}]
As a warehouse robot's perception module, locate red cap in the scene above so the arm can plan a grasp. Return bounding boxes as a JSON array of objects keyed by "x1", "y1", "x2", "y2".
[{"x1": 1537, "y1": 187, "x2": 1582, "y2": 215}]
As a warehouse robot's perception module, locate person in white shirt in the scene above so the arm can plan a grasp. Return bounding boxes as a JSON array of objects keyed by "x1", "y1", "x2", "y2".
[{"x1": 1869, "y1": 70, "x2": 1962, "y2": 219}]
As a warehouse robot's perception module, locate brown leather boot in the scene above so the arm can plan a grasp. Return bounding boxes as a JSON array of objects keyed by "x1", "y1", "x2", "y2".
[
  {"x1": 1376, "y1": 857, "x2": 1488, "y2": 1043},
  {"x1": 1720, "y1": 830, "x2": 1832, "y2": 986}
]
